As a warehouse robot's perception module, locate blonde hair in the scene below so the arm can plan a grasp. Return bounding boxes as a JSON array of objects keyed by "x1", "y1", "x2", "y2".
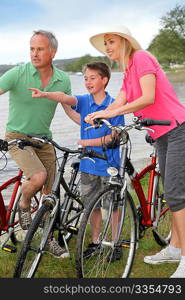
[{"x1": 119, "y1": 38, "x2": 137, "y2": 72}]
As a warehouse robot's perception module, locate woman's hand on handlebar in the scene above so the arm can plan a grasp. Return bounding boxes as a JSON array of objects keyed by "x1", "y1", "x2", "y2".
[{"x1": 84, "y1": 110, "x2": 115, "y2": 124}]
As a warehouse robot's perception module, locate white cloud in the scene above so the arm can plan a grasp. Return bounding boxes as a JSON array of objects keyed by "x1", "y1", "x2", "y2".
[{"x1": 0, "y1": 0, "x2": 182, "y2": 64}]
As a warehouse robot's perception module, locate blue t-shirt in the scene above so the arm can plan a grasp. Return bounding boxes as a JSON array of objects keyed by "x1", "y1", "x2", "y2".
[{"x1": 73, "y1": 92, "x2": 125, "y2": 176}]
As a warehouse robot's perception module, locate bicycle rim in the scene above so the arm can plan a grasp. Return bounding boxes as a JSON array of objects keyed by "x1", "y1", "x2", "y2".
[
  {"x1": 76, "y1": 187, "x2": 137, "y2": 278},
  {"x1": 14, "y1": 204, "x2": 52, "y2": 278},
  {"x1": 152, "y1": 175, "x2": 171, "y2": 246}
]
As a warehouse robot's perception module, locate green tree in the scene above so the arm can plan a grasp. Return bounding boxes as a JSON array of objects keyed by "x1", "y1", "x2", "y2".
[
  {"x1": 161, "y1": 4, "x2": 185, "y2": 38},
  {"x1": 148, "y1": 4, "x2": 185, "y2": 65},
  {"x1": 64, "y1": 54, "x2": 118, "y2": 72}
]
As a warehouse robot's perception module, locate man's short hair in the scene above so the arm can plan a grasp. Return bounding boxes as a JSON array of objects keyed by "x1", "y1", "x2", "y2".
[{"x1": 31, "y1": 30, "x2": 58, "y2": 50}]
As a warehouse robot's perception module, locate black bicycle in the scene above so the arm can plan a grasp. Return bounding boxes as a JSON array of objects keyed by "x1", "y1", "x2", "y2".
[{"x1": 13, "y1": 135, "x2": 107, "y2": 278}]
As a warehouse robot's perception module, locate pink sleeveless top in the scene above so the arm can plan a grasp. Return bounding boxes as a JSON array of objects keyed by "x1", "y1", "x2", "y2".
[{"x1": 121, "y1": 50, "x2": 185, "y2": 139}]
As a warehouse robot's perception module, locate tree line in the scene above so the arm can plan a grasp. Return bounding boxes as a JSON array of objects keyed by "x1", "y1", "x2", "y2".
[{"x1": 63, "y1": 4, "x2": 185, "y2": 72}]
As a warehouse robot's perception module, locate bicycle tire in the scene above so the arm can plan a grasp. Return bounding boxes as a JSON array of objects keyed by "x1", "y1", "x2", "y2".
[
  {"x1": 9, "y1": 190, "x2": 40, "y2": 245},
  {"x1": 76, "y1": 186, "x2": 137, "y2": 278},
  {"x1": 152, "y1": 174, "x2": 171, "y2": 246},
  {"x1": 13, "y1": 203, "x2": 54, "y2": 278}
]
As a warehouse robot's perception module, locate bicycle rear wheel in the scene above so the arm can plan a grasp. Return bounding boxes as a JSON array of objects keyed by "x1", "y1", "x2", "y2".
[
  {"x1": 13, "y1": 203, "x2": 54, "y2": 278},
  {"x1": 152, "y1": 174, "x2": 171, "y2": 246},
  {"x1": 76, "y1": 186, "x2": 137, "y2": 278}
]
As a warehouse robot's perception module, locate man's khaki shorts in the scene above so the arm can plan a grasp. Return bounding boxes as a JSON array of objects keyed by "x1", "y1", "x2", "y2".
[{"x1": 5, "y1": 132, "x2": 56, "y2": 192}]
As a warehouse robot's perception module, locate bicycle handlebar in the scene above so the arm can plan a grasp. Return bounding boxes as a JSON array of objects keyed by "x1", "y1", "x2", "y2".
[
  {"x1": 0, "y1": 138, "x2": 42, "y2": 151},
  {"x1": 134, "y1": 118, "x2": 171, "y2": 126},
  {"x1": 92, "y1": 117, "x2": 171, "y2": 130},
  {"x1": 27, "y1": 135, "x2": 107, "y2": 161}
]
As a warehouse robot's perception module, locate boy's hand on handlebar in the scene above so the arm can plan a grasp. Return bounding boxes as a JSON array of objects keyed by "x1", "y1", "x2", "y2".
[{"x1": 28, "y1": 88, "x2": 45, "y2": 98}]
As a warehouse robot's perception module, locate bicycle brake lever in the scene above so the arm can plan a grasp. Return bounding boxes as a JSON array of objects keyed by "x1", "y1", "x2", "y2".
[
  {"x1": 84, "y1": 125, "x2": 100, "y2": 131},
  {"x1": 135, "y1": 125, "x2": 154, "y2": 133},
  {"x1": 142, "y1": 127, "x2": 155, "y2": 133},
  {"x1": 81, "y1": 156, "x2": 95, "y2": 163}
]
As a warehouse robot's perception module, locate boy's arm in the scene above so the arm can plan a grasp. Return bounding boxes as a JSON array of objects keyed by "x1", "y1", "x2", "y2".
[
  {"x1": 0, "y1": 89, "x2": 5, "y2": 95},
  {"x1": 77, "y1": 134, "x2": 115, "y2": 147},
  {"x1": 62, "y1": 104, "x2": 80, "y2": 125},
  {"x1": 28, "y1": 88, "x2": 77, "y2": 106}
]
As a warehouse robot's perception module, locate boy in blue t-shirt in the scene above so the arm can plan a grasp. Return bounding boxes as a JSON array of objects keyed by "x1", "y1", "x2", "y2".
[{"x1": 29, "y1": 62, "x2": 124, "y2": 261}]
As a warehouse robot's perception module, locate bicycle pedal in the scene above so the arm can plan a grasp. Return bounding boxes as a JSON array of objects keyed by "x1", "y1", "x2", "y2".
[
  {"x1": 67, "y1": 226, "x2": 78, "y2": 234},
  {"x1": 121, "y1": 240, "x2": 130, "y2": 248},
  {"x1": 2, "y1": 244, "x2": 17, "y2": 253}
]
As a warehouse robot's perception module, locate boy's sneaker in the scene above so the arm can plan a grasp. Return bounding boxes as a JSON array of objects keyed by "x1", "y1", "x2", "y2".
[
  {"x1": 170, "y1": 260, "x2": 185, "y2": 278},
  {"x1": 45, "y1": 237, "x2": 69, "y2": 258},
  {"x1": 144, "y1": 246, "x2": 181, "y2": 265},
  {"x1": 18, "y1": 206, "x2": 32, "y2": 230},
  {"x1": 83, "y1": 243, "x2": 101, "y2": 259},
  {"x1": 107, "y1": 247, "x2": 122, "y2": 263}
]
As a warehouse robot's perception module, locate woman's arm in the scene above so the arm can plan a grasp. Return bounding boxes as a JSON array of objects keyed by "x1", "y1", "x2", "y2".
[
  {"x1": 28, "y1": 88, "x2": 77, "y2": 106},
  {"x1": 85, "y1": 74, "x2": 156, "y2": 122}
]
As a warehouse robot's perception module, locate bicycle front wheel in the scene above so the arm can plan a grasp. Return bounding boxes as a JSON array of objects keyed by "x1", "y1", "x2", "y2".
[
  {"x1": 152, "y1": 174, "x2": 171, "y2": 246},
  {"x1": 9, "y1": 191, "x2": 40, "y2": 245},
  {"x1": 13, "y1": 203, "x2": 53, "y2": 278},
  {"x1": 76, "y1": 186, "x2": 137, "y2": 278}
]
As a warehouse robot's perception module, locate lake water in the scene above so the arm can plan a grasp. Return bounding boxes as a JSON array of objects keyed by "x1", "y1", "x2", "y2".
[{"x1": 0, "y1": 72, "x2": 185, "y2": 190}]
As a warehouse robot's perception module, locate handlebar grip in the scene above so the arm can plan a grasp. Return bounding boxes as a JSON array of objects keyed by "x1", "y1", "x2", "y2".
[
  {"x1": 140, "y1": 118, "x2": 171, "y2": 126},
  {"x1": 19, "y1": 140, "x2": 42, "y2": 149},
  {"x1": 91, "y1": 150, "x2": 107, "y2": 160},
  {"x1": 93, "y1": 118, "x2": 104, "y2": 128},
  {"x1": 85, "y1": 149, "x2": 107, "y2": 160},
  {"x1": 0, "y1": 139, "x2": 8, "y2": 151}
]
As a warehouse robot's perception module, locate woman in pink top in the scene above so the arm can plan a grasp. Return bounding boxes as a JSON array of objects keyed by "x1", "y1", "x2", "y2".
[{"x1": 85, "y1": 25, "x2": 185, "y2": 278}]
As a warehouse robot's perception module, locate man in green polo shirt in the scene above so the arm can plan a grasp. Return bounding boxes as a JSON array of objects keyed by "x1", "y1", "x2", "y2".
[{"x1": 0, "y1": 30, "x2": 74, "y2": 258}]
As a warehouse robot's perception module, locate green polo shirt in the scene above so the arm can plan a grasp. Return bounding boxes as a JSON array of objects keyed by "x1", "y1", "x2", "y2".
[{"x1": 0, "y1": 62, "x2": 71, "y2": 137}]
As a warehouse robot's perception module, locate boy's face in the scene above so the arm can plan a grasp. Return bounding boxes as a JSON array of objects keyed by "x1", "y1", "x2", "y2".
[{"x1": 84, "y1": 68, "x2": 108, "y2": 95}]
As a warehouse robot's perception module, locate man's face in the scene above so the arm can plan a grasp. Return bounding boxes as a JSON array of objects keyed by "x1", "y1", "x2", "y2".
[{"x1": 30, "y1": 34, "x2": 56, "y2": 69}]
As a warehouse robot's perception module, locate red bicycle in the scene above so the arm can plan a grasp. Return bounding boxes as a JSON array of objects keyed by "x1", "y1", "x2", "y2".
[
  {"x1": 0, "y1": 138, "x2": 41, "y2": 253},
  {"x1": 76, "y1": 117, "x2": 171, "y2": 278}
]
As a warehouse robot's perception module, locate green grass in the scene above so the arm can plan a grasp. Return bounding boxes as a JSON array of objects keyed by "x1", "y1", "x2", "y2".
[
  {"x1": 0, "y1": 175, "x2": 174, "y2": 278},
  {"x1": 0, "y1": 229, "x2": 177, "y2": 278}
]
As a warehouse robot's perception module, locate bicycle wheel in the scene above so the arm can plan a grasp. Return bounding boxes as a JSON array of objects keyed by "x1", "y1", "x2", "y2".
[
  {"x1": 13, "y1": 203, "x2": 55, "y2": 278},
  {"x1": 58, "y1": 165, "x2": 82, "y2": 246},
  {"x1": 9, "y1": 190, "x2": 40, "y2": 244},
  {"x1": 152, "y1": 174, "x2": 171, "y2": 246},
  {"x1": 76, "y1": 186, "x2": 137, "y2": 278}
]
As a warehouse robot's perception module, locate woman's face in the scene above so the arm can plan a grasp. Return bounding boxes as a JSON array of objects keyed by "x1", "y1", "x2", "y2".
[{"x1": 104, "y1": 34, "x2": 122, "y2": 60}]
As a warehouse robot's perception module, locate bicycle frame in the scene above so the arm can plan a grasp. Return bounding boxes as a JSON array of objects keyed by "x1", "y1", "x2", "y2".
[
  {"x1": 120, "y1": 142, "x2": 161, "y2": 227},
  {"x1": 130, "y1": 148, "x2": 158, "y2": 227},
  {"x1": 0, "y1": 169, "x2": 22, "y2": 232},
  {"x1": 50, "y1": 152, "x2": 83, "y2": 231}
]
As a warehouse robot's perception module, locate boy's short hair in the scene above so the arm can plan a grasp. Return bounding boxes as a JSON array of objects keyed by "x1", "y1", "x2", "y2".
[{"x1": 82, "y1": 62, "x2": 111, "y2": 88}]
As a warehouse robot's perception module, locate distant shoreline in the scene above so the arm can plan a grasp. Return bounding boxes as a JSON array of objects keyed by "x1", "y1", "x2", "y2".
[
  {"x1": 1, "y1": 68, "x2": 184, "y2": 83},
  {"x1": 166, "y1": 69, "x2": 185, "y2": 83}
]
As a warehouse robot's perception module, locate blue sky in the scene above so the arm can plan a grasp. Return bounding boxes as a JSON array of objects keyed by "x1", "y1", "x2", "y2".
[{"x1": 0, "y1": 0, "x2": 184, "y2": 64}]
